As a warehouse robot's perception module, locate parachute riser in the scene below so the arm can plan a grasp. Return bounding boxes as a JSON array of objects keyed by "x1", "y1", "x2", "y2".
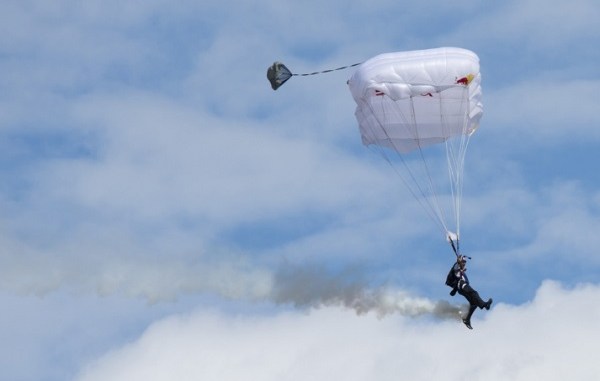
[
  {"x1": 449, "y1": 236, "x2": 459, "y2": 257},
  {"x1": 449, "y1": 236, "x2": 472, "y2": 261}
]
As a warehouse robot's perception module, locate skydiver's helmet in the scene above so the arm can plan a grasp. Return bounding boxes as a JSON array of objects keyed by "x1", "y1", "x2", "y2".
[{"x1": 458, "y1": 255, "x2": 468, "y2": 268}]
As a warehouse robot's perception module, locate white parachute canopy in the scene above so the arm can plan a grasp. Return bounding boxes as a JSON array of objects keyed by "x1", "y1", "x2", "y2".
[{"x1": 347, "y1": 47, "x2": 483, "y2": 244}]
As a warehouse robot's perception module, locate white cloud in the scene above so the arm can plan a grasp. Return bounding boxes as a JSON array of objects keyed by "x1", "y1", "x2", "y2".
[
  {"x1": 18, "y1": 91, "x2": 393, "y2": 250},
  {"x1": 76, "y1": 281, "x2": 600, "y2": 381},
  {"x1": 446, "y1": 0, "x2": 600, "y2": 51},
  {"x1": 485, "y1": 79, "x2": 600, "y2": 143},
  {"x1": 464, "y1": 179, "x2": 600, "y2": 261},
  {"x1": 503, "y1": 184, "x2": 600, "y2": 264}
]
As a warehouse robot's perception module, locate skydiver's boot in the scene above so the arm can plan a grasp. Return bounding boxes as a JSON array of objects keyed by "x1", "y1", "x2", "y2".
[
  {"x1": 462, "y1": 318, "x2": 472, "y2": 329},
  {"x1": 484, "y1": 298, "x2": 493, "y2": 310}
]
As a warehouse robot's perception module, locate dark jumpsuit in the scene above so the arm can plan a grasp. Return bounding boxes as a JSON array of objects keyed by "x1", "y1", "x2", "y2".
[{"x1": 446, "y1": 262, "x2": 489, "y2": 323}]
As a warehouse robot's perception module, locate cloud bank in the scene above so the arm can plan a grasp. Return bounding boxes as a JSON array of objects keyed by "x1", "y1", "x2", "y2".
[{"x1": 76, "y1": 281, "x2": 599, "y2": 381}]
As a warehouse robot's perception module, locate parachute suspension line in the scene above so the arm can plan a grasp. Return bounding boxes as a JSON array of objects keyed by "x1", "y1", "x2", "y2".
[
  {"x1": 441, "y1": 87, "x2": 471, "y2": 241},
  {"x1": 408, "y1": 96, "x2": 450, "y2": 234},
  {"x1": 394, "y1": 98, "x2": 450, "y2": 235},
  {"x1": 438, "y1": 95, "x2": 455, "y2": 239},
  {"x1": 457, "y1": 106, "x2": 473, "y2": 239},
  {"x1": 452, "y1": 88, "x2": 472, "y2": 239},
  {"x1": 369, "y1": 143, "x2": 448, "y2": 236},
  {"x1": 292, "y1": 63, "x2": 362, "y2": 77},
  {"x1": 362, "y1": 98, "x2": 448, "y2": 236},
  {"x1": 389, "y1": 94, "x2": 449, "y2": 233},
  {"x1": 384, "y1": 97, "x2": 445, "y2": 230},
  {"x1": 361, "y1": 105, "x2": 443, "y2": 232},
  {"x1": 368, "y1": 138, "x2": 449, "y2": 236},
  {"x1": 450, "y1": 134, "x2": 469, "y2": 241},
  {"x1": 439, "y1": 93, "x2": 460, "y2": 239}
]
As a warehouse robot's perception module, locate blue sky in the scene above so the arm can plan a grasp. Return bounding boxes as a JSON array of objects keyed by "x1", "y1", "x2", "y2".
[{"x1": 1, "y1": 1, "x2": 599, "y2": 380}]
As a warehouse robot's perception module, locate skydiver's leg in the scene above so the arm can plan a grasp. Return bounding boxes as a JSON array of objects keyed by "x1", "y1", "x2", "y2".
[
  {"x1": 469, "y1": 287, "x2": 492, "y2": 310},
  {"x1": 465, "y1": 304, "x2": 477, "y2": 322},
  {"x1": 461, "y1": 304, "x2": 477, "y2": 329},
  {"x1": 460, "y1": 285, "x2": 487, "y2": 309}
]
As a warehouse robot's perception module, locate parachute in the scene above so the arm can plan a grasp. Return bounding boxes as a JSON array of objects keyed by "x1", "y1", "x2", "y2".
[{"x1": 347, "y1": 47, "x2": 483, "y2": 248}]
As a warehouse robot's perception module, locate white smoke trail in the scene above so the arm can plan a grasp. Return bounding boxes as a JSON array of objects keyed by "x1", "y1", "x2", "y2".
[
  {"x1": 271, "y1": 265, "x2": 465, "y2": 320},
  {"x1": 1, "y1": 247, "x2": 465, "y2": 319}
]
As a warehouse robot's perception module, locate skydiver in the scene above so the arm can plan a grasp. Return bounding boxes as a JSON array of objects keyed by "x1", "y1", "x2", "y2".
[{"x1": 446, "y1": 255, "x2": 492, "y2": 329}]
